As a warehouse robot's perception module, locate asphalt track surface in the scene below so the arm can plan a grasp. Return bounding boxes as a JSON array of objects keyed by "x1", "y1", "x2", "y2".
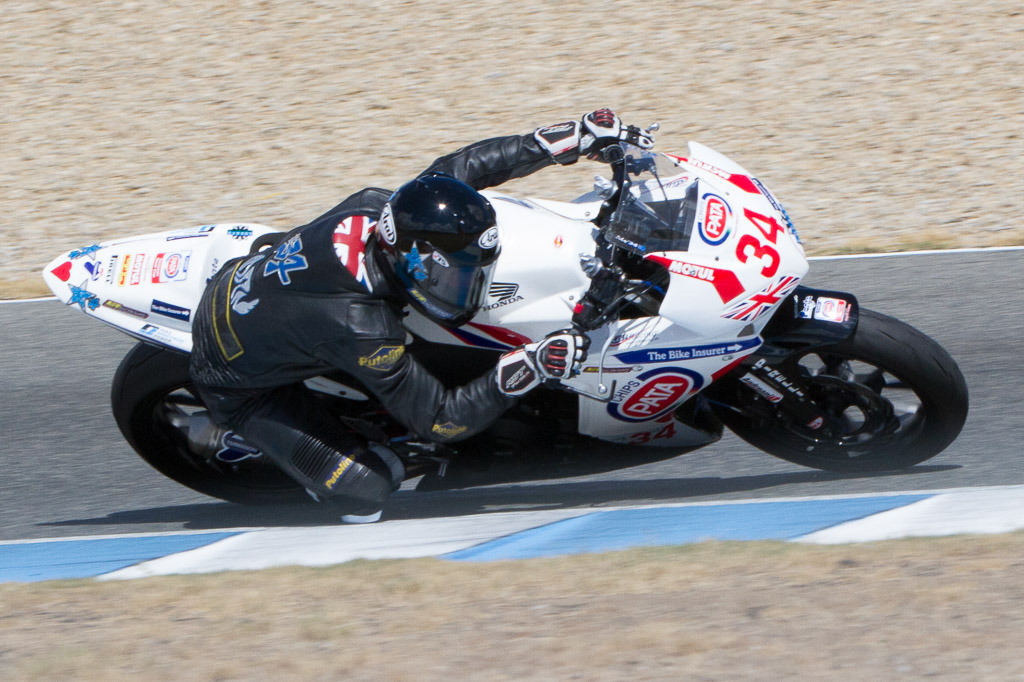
[{"x1": 2, "y1": 250, "x2": 1021, "y2": 542}]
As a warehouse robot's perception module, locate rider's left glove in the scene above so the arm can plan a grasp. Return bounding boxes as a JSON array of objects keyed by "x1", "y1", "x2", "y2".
[
  {"x1": 579, "y1": 109, "x2": 654, "y2": 159},
  {"x1": 533, "y1": 109, "x2": 653, "y2": 165},
  {"x1": 496, "y1": 330, "x2": 589, "y2": 396}
]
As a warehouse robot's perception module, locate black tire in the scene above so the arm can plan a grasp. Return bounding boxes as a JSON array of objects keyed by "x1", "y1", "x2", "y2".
[
  {"x1": 712, "y1": 309, "x2": 968, "y2": 472},
  {"x1": 110, "y1": 342, "x2": 309, "y2": 505}
]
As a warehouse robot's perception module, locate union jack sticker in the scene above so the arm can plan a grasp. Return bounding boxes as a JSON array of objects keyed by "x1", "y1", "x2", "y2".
[{"x1": 721, "y1": 275, "x2": 801, "y2": 322}]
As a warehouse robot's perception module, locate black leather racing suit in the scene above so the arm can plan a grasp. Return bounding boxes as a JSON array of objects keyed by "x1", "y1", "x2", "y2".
[{"x1": 190, "y1": 132, "x2": 564, "y2": 514}]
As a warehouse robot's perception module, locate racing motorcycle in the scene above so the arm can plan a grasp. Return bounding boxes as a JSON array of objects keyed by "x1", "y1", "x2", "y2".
[{"x1": 42, "y1": 130, "x2": 969, "y2": 504}]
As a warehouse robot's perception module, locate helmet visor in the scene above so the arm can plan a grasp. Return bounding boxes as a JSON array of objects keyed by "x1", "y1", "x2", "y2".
[{"x1": 399, "y1": 242, "x2": 498, "y2": 325}]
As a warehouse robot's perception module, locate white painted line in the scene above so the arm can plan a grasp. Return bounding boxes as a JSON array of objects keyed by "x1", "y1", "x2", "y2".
[
  {"x1": 0, "y1": 296, "x2": 58, "y2": 304},
  {"x1": 798, "y1": 486, "x2": 1024, "y2": 544},
  {"x1": 808, "y1": 245, "x2": 1024, "y2": 261},
  {"x1": 0, "y1": 527, "x2": 266, "y2": 547},
  {"x1": 99, "y1": 508, "x2": 593, "y2": 580}
]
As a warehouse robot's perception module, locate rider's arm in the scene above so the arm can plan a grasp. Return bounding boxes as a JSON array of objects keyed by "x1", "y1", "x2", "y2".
[
  {"x1": 419, "y1": 133, "x2": 560, "y2": 191},
  {"x1": 312, "y1": 301, "x2": 516, "y2": 443},
  {"x1": 420, "y1": 110, "x2": 653, "y2": 191}
]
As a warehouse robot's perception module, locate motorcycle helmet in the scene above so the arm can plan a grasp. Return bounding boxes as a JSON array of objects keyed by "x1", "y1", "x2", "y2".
[{"x1": 373, "y1": 173, "x2": 500, "y2": 327}]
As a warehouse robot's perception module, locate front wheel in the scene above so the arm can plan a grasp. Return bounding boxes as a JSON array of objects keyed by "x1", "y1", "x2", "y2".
[
  {"x1": 111, "y1": 342, "x2": 309, "y2": 504},
  {"x1": 711, "y1": 309, "x2": 968, "y2": 472}
]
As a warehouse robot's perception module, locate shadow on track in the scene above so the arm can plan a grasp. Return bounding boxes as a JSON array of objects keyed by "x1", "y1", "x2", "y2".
[{"x1": 40, "y1": 464, "x2": 959, "y2": 532}]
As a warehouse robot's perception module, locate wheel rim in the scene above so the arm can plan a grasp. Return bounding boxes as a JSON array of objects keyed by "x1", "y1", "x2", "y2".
[{"x1": 788, "y1": 351, "x2": 926, "y2": 461}]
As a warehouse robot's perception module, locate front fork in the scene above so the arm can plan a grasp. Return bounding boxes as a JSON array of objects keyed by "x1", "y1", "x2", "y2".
[{"x1": 710, "y1": 286, "x2": 861, "y2": 438}]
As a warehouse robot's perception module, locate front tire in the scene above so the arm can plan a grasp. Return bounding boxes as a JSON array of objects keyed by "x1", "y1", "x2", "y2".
[
  {"x1": 111, "y1": 342, "x2": 309, "y2": 504},
  {"x1": 712, "y1": 309, "x2": 968, "y2": 472}
]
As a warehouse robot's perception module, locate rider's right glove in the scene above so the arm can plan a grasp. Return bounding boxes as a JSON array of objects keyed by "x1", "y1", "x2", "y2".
[{"x1": 495, "y1": 330, "x2": 590, "y2": 396}]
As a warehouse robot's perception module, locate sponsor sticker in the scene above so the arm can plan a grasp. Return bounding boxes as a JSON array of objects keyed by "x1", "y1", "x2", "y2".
[
  {"x1": 105, "y1": 255, "x2": 118, "y2": 284},
  {"x1": 215, "y1": 432, "x2": 262, "y2": 463},
  {"x1": 431, "y1": 251, "x2": 450, "y2": 268},
  {"x1": 67, "y1": 284, "x2": 100, "y2": 311},
  {"x1": 228, "y1": 226, "x2": 253, "y2": 240},
  {"x1": 151, "y1": 251, "x2": 191, "y2": 284},
  {"x1": 697, "y1": 192, "x2": 732, "y2": 245},
  {"x1": 409, "y1": 288, "x2": 456, "y2": 319},
  {"x1": 478, "y1": 227, "x2": 499, "y2": 250},
  {"x1": 50, "y1": 261, "x2": 72, "y2": 282},
  {"x1": 129, "y1": 253, "x2": 146, "y2": 286},
  {"x1": 139, "y1": 323, "x2": 183, "y2": 346},
  {"x1": 83, "y1": 260, "x2": 103, "y2": 281},
  {"x1": 357, "y1": 345, "x2": 405, "y2": 372},
  {"x1": 613, "y1": 337, "x2": 761, "y2": 364},
  {"x1": 324, "y1": 457, "x2": 354, "y2": 490},
  {"x1": 607, "y1": 367, "x2": 704, "y2": 422},
  {"x1": 798, "y1": 295, "x2": 851, "y2": 323},
  {"x1": 646, "y1": 255, "x2": 744, "y2": 303},
  {"x1": 103, "y1": 299, "x2": 149, "y2": 319},
  {"x1": 739, "y1": 372, "x2": 784, "y2": 403},
  {"x1": 482, "y1": 281, "x2": 523, "y2": 311},
  {"x1": 150, "y1": 299, "x2": 191, "y2": 322},
  {"x1": 379, "y1": 204, "x2": 398, "y2": 245},
  {"x1": 166, "y1": 225, "x2": 216, "y2": 241},
  {"x1": 68, "y1": 244, "x2": 101, "y2": 260},
  {"x1": 806, "y1": 296, "x2": 851, "y2": 323},
  {"x1": 431, "y1": 422, "x2": 469, "y2": 439}
]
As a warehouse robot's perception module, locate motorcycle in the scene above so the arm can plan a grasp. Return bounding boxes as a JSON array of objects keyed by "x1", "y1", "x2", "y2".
[{"x1": 42, "y1": 130, "x2": 969, "y2": 504}]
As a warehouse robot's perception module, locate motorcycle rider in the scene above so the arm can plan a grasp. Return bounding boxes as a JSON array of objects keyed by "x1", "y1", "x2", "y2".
[{"x1": 189, "y1": 109, "x2": 654, "y2": 522}]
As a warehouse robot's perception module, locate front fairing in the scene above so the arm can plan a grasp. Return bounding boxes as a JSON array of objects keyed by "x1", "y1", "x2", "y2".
[{"x1": 601, "y1": 143, "x2": 808, "y2": 340}]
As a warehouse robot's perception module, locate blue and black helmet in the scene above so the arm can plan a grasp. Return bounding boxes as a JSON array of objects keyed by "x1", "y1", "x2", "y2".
[{"x1": 374, "y1": 174, "x2": 500, "y2": 327}]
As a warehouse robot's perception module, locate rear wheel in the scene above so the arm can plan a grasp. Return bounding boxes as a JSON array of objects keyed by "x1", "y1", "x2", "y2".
[
  {"x1": 111, "y1": 342, "x2": 309, "y2": 504},
  {"x1": 711, "y1": 309, "x2": 968, "y2": 472}
]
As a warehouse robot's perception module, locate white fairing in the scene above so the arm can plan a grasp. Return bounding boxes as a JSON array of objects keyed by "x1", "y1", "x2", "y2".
[
  {"x1": 404, "y1": 142, "x2": 808, "y2": 448},
  {"x1": 42, "y1": 142, "x2": 808, "y2": 450},
  {"x1": 42, "y1": 224, "x2": 280, "y2": 352}
]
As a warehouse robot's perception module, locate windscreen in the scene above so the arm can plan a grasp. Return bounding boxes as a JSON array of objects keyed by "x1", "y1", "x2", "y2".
[{"x1": 603, "y1": 147, "x2": 698, "y2": 256}]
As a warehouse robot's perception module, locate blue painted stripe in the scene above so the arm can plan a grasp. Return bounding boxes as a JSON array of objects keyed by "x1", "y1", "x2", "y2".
[
  {"x1": 445, "y1": 496, "x2": 932, "y2": 561},
  {"x1": 0, "y1": 532, "x2": 239, "y2": 582}
]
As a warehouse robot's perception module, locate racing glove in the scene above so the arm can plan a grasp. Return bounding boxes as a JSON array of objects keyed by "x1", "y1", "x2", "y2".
[
  {"x1": 580, "y1": 109, "x2": 655, "y2": 159},
  {"x1": 534, "y1": 109, "x2": 654, "y2": 165},
  {"x1": 495, "y1": 330, "x2": 590, "y2": 396}
]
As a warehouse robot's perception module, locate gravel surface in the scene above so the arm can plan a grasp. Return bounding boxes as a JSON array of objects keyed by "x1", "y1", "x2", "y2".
[
  {"x1": 3, "y1": 0, "x2": 1022, "y2": 298},
  {"x1": 3, "y1": 537, "x2": 1024, "y2": 680}
]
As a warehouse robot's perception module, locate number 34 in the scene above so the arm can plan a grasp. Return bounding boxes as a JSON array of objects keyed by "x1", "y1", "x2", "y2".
[{"x1": 736, "y1": 208, "x2": 785, "y2": 277}]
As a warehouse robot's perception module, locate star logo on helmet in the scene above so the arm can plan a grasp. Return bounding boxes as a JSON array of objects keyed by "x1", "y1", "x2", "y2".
[{"x1": 406, "y1": 244, "x2": 428, "y2": 281}]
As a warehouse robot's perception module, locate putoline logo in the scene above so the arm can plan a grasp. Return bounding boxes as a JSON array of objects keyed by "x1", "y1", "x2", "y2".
[
  {"x1": 607, "y1": 367, "x2": 704, "y2": 422},
  {"x1": 379, "y1": 204, "x2": 397, "y2": 245}
]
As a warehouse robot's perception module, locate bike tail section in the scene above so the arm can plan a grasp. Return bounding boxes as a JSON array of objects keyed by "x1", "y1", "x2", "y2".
[{"x1": 42, "y1": 223, "x2": 280, "y2": 352}]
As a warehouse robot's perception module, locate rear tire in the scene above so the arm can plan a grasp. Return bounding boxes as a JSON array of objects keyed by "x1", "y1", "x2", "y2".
[
  {"x1": 712, "y1": 309, "x2": 968, "y2": 472},
  {"x1": 111, "y1": 342, "x2": 309, "y2": 505}
]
